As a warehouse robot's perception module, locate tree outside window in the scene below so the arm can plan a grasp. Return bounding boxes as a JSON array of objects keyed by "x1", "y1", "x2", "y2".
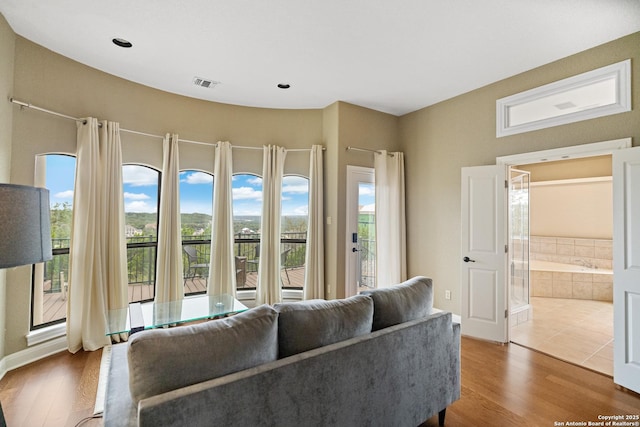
[
  {"x1": 31, "y1": 154, "x2": 75, "y2": 329},
  {"x1": 180, "y1": 170, "x2": 213, "y2": 295}
]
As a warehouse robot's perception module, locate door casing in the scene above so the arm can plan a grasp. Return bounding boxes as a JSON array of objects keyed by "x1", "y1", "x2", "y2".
[
  {"x1": 461, "y1": 138, "x2": 632, "y2": 344},
  {"x1": 345, "y1": 166, "x2": 374, "y2": 297}
]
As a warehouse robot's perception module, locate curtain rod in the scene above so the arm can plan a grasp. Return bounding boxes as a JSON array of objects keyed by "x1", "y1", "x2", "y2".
[
  {"x1": 9, "y1": 97, "x2": 324, "y2": 152},
  {"x1": 10, "y1": 97, "x2": 166, "y2": 139},
  {"x1": 346, "y1": 146, "x2": 395, "y2": 156}
]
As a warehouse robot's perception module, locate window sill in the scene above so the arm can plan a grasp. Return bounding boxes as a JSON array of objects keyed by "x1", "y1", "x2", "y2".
[
  {"x1": 26, "y1": 322, "x2": 66, "y2": 347},
  {"x1": 236, "y1": 289, "x2": 303, "y2": 303}
]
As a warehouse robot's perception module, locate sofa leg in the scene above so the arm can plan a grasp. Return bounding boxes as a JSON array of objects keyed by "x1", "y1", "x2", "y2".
[{"x1": 438, "y1": 408, "x2": 446, "y2": 426}]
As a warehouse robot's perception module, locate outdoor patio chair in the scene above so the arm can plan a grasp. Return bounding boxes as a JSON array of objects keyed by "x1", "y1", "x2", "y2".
[
  {"x1": 183, "y1": 245, "x2": 209, "y2": 284},
  {"x1": 246, "y1": 245, "x2": 292, "y2": 286},
  {"x1": 280, "y1": 248, "x2": 292, "y2": 286}
]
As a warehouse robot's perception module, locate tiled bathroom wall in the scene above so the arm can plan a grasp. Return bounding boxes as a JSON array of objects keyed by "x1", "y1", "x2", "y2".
[
  {"x1": 529, "y1": 236, "x2": 613, "y2": 302},
  {"x1": 530, "y1": 236, "x2": 613, "y2": 269}
]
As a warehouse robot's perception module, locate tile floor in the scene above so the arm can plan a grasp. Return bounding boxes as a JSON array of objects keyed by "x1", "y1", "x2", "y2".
[{"x1": 510, "y1": 296, "x2": 613, "y2": 376}]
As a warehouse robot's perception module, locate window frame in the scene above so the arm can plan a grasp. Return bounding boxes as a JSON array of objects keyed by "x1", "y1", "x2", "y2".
[
  {"x1": 123, "y1": 163, "x2": 162, "y2": 303},
  {"x1": 179, "y1": 169, "x2": 214, "y2": 296},
  {"x1": 496, "y1": 59, "x2": 631, "y2": 137},
  {"x1": 30, "y1": 153, "x2": 76, "y2": 330}
]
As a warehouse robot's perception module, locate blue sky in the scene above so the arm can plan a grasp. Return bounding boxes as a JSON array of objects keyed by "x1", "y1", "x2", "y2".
[{"x1": 45, "y1": 155, "x2": 311, "y2": 216}]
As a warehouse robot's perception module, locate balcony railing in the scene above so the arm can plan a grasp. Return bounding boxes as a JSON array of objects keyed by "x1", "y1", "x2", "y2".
[
  {"x1": 41, "y1": 233, "x2": 307, "y2": 296},
  {"x1": 358, "y1": 238, "x2": 376, "y2": 289},
  {"x1": 37, "y1": 230, "x2": 377, "y2": 327}
]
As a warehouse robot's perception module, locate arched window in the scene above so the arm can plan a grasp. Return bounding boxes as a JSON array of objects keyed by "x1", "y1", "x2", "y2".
[
  {"x1": 179, "y1": 170, "x2": 213, "y2": 295},
  {"x1": 31, "y1": 154, "x2": 76, "y2": 329},
  {"x1": 123, "y1": 164, "x2": 160, "y2": 303},
  {"x1": 230, "y1": 173, "x2": 310, "y2": 292},
  {"x1": 280, "y1": 175, "x2": 309, "y2": 290},
  {"x1": 232, "y1": 173, "x2": 263, "y2": 289}
]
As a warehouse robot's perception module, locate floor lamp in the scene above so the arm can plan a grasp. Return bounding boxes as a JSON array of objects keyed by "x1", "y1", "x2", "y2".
[{"x1": 0, "y1": 184, "x2": 53, "y2": 427}]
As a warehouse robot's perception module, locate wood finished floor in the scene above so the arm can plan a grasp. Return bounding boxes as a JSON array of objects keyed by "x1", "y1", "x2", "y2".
[{"x1": 1, "y1": 336, "x2": 638, "y2": 427}]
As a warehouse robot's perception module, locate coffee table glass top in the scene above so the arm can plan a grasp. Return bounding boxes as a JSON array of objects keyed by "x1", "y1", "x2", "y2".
[{"x1": 106, "y1": 294, "x2": 248, "y2": 335}]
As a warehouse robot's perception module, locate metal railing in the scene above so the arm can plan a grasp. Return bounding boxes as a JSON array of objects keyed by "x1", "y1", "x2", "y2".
[
  {"x1": 41, "y1": 232, "x2": 308, "y2": 296},
  {"x1": 357, "y1": 238, "x2": 376, "y2": 288}
]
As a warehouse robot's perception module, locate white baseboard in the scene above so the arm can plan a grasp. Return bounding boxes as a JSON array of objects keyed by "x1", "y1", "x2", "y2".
[{"x1": 0, "y1": 336, "x2": 67, "y2": 381}]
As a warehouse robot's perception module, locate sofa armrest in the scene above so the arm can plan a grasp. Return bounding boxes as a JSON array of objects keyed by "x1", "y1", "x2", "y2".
[{"x1": 104, "y1": 343, "x2": 138, "y2": 427}]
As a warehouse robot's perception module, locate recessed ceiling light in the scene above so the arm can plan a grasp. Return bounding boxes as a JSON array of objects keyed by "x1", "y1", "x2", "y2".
[
  {"x1": 112, "y1": 38, "x2": 133, "y2": 48},
  {"x1": 277, "y1": 83, "x2": 291, "y2": 89}
]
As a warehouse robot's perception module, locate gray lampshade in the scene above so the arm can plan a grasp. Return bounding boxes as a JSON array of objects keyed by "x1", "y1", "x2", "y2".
[{"x1": 0, "y1": 184, "x2": 53, "y2": 269}]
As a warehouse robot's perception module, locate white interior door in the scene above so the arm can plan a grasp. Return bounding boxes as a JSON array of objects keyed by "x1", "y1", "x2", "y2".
[
  {"x1": 613, "y1": 147, "x2": 640, "y2": 394},
  {"x1": 461, "y1": 165, "x2": 508, "y2": 343},
  {"x1": 345, "y1": 166, "x2": 375, "y2": 297}
]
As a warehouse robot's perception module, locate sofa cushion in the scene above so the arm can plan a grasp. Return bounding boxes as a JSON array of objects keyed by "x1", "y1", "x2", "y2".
[
  {"x1": 274, "y1": 294, "x2": 374, "y2": 358},
  {"x1": 361, "y1": 276, "x2": 433, "y2": 331},
  {"x1": 127, "y1": 304, "x2": 278, "y2": 403}
]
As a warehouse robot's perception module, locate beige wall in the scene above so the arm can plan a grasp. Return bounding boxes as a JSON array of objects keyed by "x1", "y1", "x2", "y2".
[
  {"x1": 519, "y1": 155, "x2": 613, "y2": 240},
  {"x1": 321, "y1": 101, "x2": 399, "y2": 299},
  {"x1": 0, "y1": 14, "x2": 16, "y2": 359},
  {"x1": 4, "y1": 35, "x2": 399, "y2": 354},
  {"x1": 530, "y1": 179, "x2": 612, "y2": 239},
  {"x1": 6, "y1": 37, "x2": 328, "y2": 354},
  {"x1": 331, "y1": 102, "x2": 399, "y2": 299},
  {"x1": 517, "y1": 155, "x2": 612, "y2": 182},
  {"x1": 2, "y1": 16, "x2": 638, "y2": 356},
  {"x1": 400, "y1": 32, "x2": 640, "y2": 314}
]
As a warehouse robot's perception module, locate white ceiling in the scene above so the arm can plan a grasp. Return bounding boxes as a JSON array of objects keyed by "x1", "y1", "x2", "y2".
[{"x1": 1, "y1": 0, "x2": 639, "y2": 116}]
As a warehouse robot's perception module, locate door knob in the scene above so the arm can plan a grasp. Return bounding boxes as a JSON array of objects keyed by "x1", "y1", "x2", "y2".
[
  {"x1": 463, "y1": 256, "x2": 476, "y2": 263},
  {"x1": 352, "y1": 247, "x2": 359, "y2": 252}
]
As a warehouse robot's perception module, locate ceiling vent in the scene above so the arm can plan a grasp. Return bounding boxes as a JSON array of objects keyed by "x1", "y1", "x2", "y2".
[{"x1": 193, "y1": 77, "x2": 220, "y2": 89}]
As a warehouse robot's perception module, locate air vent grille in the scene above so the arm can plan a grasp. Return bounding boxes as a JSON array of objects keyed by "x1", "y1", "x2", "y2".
[{"x1": 193, "y1": 77, "x2": 220, "y2": 89}]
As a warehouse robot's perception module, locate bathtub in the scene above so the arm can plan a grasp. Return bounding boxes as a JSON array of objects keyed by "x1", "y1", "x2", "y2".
[
  {"x1": 529, "y1": 259, "x2": 613, "y2": 302},
  {"x1": 529, "y1": 259, "x2": 612, "y2": 275}
]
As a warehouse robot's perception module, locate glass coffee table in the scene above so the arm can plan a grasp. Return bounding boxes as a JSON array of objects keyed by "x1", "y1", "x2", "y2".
[{"x1": 106, "y1": 294, "x2": 248, "y2": 335}]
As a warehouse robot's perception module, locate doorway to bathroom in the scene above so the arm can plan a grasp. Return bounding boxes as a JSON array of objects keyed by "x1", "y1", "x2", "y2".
[{"x1": 508, "y1": 154, "x2": 614, "y2": 376}]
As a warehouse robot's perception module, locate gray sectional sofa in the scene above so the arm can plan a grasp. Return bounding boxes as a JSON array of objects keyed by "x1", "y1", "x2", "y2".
[{"x1": 103, "y1": 276, "x2": 461, "y2": 427}]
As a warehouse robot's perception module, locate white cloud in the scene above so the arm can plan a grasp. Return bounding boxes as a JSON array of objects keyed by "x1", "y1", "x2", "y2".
[
  {"x1": 183, "y1": 172, "x2": 213, "y2": 184},
  {"x1": 123, "y1": 165, "x2": 159, "y2": 187},
  {"x1": 54, "y1": 190, "x2": 74, "y2": 199},
  {"x1": 282, "y1": 184, "x2": 309, "y2": 195},
  {"x1": 292, "y1": 205, "x2": 309, "y2": 215},
  {"x1": 359, "y1": 185, "x2": 375, "y2": 196},
  {"x1": 247, "y1": 176, "x2": 263, "y2": 186},
  {"x1": 233, "y1": 206, "x2": 262, "y2": 216},
  {"x1": 360, "y1": 203, "x2": 375, "y2": 213},
  {"x1": 233, "y1": 186, "x2": 262, "y2": 200},
  {"x1": 124, "y1": 192, "x2": 150, "y2": 200},
  {"x1": 125, "y1": 201, "x2": 157, "y2": 213}
]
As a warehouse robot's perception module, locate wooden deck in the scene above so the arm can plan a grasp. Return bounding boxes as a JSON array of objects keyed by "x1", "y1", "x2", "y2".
[{"x1": 41, "y1": 266, "x2": 305, "y2": 324}]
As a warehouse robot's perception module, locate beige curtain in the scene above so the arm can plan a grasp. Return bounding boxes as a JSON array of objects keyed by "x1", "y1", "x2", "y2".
[
  {"x1": 208, "y1": 141, "x2": 236, "y2": 296},
  {"x1": 374, "y1": 150, "x2": 407, "y2": 287},
  {"x1": 67, "y1": 119, "x2": 127, "y2": 352},
  {"x1": 155, "y1": 134, "x2": 184, "y2": 303},
  {"x1": 303, "y1": 145, "x2": 325, "y2": 300},
  {"x1": 32, "y1": 155, "x2": 47, "y2": 325},
  {"x1": 100, "y1": 122, "x2": 129, "y2": 342},
  {"x1": 256, "y1": 145, "x2": 286, "y2": 305}
]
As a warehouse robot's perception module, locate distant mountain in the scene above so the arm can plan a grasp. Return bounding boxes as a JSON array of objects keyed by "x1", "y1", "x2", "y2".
[{"x1": 124, "y1": 213, "x2": 306, "y2": 234}]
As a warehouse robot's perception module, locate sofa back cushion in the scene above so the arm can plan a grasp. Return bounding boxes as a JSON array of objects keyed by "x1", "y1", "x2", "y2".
[
  {"x1": 127, "y1": 304, "x2": 278, "y2": 403},
  {"x1": 361, "y1": 276, "x2": 433, "y2": 331},
  {"x1": 274, "y1": 294, "x2": 373, "y2": 358}
]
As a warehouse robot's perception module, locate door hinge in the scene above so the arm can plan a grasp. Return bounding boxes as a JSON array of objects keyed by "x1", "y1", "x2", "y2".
[
  {"x1": 505, "y1": 309, "x2": 508, "y2": 319},
  {"x1": 505, "y1": 244, "x2": 508, "y2": 253},
  {"x1": 505, "y1": 180, "x2": 509, "y2": 189}
]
